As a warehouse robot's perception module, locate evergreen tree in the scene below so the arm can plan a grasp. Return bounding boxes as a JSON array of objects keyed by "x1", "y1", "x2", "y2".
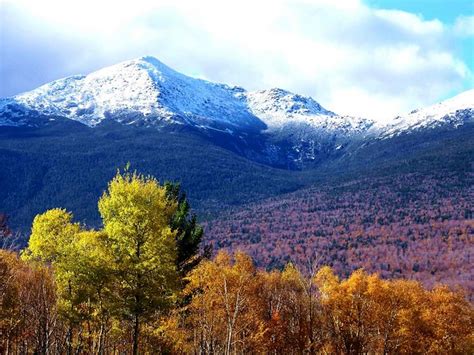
[{"x1": 164, "y1": 182, "x2": 209, "y2": 276}]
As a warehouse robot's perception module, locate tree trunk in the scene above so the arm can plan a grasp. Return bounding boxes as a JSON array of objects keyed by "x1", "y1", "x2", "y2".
[
  {"x1": 225, "y1": 326, "x2": 232, "y2": 355},
  {"x1": 67, "y1": 326, "x2": 73, "y2": 355},
  {"x1": 97, "y1": 322, "x2": 105, "y2": 355},
  {"x1": 132, "y1": 314, "x2": 140, "y2": 355},
  {"x1": 132, "y1": 233, "x2": 143, "y2": 355}
]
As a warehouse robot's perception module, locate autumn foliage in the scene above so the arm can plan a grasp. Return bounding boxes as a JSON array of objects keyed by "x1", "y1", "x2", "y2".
[
  {"x1": 206, "y1": 173, "x2": 474, "y2": 297},
  {"x1": 2, "y1": 249, "x2": 473, "y2": 354},
  {"x1": 164, "y1": 251, "x2": 474, "y2": 354},
  {"x1": 1, "y1": 171, "x2": 473, "y2": 354}
]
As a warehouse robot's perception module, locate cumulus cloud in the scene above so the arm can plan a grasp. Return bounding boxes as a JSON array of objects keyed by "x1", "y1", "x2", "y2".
[{"x1": 0, "y1": 0, "x2": 471, "y2": 121}]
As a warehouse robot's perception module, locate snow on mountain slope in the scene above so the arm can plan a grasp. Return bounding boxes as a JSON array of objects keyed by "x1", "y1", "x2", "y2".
[
  {"x1": 0, "y1": 101, "x2": 33, "y2": 127},
  {"x1": 1, "y1": 56, "x2": 471, "y2": 140},
  {"x1": 246, "y1": 88, "x2": 372, "y2": 135},
  {"x1": 0, "y1": 56, "x2": 372, "y2": 137},
  {"x1": 245, "y1": 88, "x2": 335, "y2": 121},
  {"x1": 378, "y1": 89, "x2": 474, "y2": 138},
  {"x1": 0, "y1": 56, "x2": 263, "y2": 130}
]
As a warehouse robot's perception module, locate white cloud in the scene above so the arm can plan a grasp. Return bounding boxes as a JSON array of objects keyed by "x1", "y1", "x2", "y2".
[
  {"x1": 454, "y1": 15, "x2": 474, "y2": 37},
  {"x1": 0, "y1": 0, "x2": 471, "y2": 121}
]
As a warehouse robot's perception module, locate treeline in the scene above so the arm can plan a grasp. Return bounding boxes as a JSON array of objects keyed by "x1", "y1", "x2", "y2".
[{"x1": 1, "y1": 171, "x2": 473, "y2": 354}]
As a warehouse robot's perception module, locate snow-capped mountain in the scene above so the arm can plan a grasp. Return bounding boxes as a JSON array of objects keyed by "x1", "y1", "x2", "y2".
[
  {"x1": 378, "y1": 89, "x2": 474, "y2": 138},
  {"x1": 0, "y1": 56, "x2": 371, "y2": 138},
  {"x1": 1, "y1": 57, "x2": 473, "y2": 230},
  {"x1": 0, "y1": 56, "x2": 472, "y2": 169},
  {"x1": 0, "y1": 56, "x2": 263, "y2": 131}
]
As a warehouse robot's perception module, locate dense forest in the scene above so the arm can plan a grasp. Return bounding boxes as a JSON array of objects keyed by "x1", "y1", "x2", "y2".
[
  {"x1": 206, "y1": 173, "x2": 474, "y2": 298},
  {"x1": 1, "y1": 171, "x2": 473, "y2": 354},
  {"x1": 1, "y1": 121, "x2": 472, "y2": 233}
]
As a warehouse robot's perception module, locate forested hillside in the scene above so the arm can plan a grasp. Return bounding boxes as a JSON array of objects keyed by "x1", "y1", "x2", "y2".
[
  {"x1": 1, "y1": 170, "x2": 473, "y2": 353},
  {"x1": 206, "y1": 173, "x2": 474, "y2": 297},
  {"x1": 0, "y1": 120, "x2": 304, "y2": 230},
  {"x1": 1, "y1": 120, "x2": 473, "y2": 233}
]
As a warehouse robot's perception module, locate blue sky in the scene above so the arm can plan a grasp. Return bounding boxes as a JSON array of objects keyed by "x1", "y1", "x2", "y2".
[
  {"x1": 366, "y1": 0, "x2": 472, "y2": 22},
  {"x1": 366, "y1": 0, "x2": 473, "y2": 96},
  {"x1": 0, "y1": 0, "x2": 473, "y2": 120}
]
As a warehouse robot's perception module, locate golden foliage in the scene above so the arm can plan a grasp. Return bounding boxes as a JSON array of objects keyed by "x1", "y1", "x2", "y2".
[{"x1": 171, "y1": 252, "x2": 474, "y2": 355}]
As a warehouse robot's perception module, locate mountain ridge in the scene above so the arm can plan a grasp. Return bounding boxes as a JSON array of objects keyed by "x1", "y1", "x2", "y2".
[
  {"x1": 0, "y1": 56, "x2": 372, "y2": 135},
  {"x1": 377, "y1": 89, "x2": 474, "y2": 138},
  {"x1": 1, "y1": 56, "x2": 472, "y2": 139},
  {"x1": 1, "y1": 56, "x2": 472, "y2": 171}
]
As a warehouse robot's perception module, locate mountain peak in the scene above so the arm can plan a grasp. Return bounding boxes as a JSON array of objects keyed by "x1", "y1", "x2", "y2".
[
  {"x1": 243, "y1": 88, "x2": 368, "y2": 132},
  {"x1": 2, "y1": 56, "x2": 264, "y2": 129},
  {"x1": 3, "y1": 57, "x2": 367, "y2": 134},
  {"x1": 138, "y1": 55, "x2": 162, "y2": 63},
  {"x1": 134, "y1": 56, "x2": 183, "y2": 79}
]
